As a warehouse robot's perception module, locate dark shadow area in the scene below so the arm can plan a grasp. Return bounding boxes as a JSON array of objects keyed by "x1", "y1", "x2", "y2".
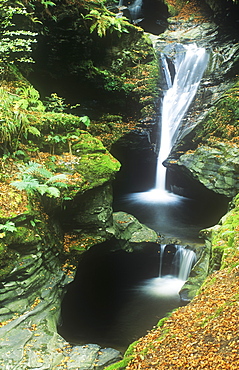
[
  {"x1": 111, "y1": 129, "x2": 158, "y2": 196},
  {"x1": 58, "y1": 240, "x2": 185, "y2": 353}
]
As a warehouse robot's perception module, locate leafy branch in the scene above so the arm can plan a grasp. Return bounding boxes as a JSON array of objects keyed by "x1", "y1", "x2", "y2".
[
  {"x1": 0, "y1": 0, "x2": 38, "y2": 65},
  {"x1": 0, "y1": 86, "x2": 42, "y2": 152}
]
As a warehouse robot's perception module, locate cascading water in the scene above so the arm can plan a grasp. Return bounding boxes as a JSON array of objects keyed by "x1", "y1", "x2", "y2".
[
  {"x1": 126, "y1": 43, "x2": 209, "y2": 205},
  {"x1": 128, "y1": 0, "x2": 143, "y2": 22},
  {"x1": 138, "y1": 245, "x2": 196, "y2": 297},
  {"x1": 117, "y1": 0, "x2": 143, "y2": 23},
  {"x1": 156, "y1": 43, "x2": 209, "y2": 194}
]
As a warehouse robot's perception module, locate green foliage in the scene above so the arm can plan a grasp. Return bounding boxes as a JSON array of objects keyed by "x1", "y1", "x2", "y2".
[
  {"x1": 0, "y1": 86, "x2": 42, "y2": 151},
  {"x1": 209, "y1": 194, "x2": 239, "y2": 272},
  {"x1": 193, "y1": 79, "x2": 239, "y2": 144},
  {"x1": 0, "y1": 221, "x2": 17, "y2": 234},
  {"x1": 40, "y1": 0, "x2": 56, "y2": 8},
  {"x1": 42, "y1": 112, "x2": 90, "y2": 134},
  {"x1": 0, "y1": 0, "x2": 38, "y2": 66},
  {"x1": 43, "y1": 93, "x2": 90, "y2": 130},
  {"x1": 44, "y1": 93, "x2": 68, "y2": 113},
  {"x1": 82, "y1": 9, "x2": 129, "y2": 37},
  {"x1": 80, "y1": 115, "x2": 90, "y2": 128},
  {"x1": 15, "y1": 86, "x2": 45, "y2": 112},
  {"x1": 11, "y1": 161, "x2": 68, "y2": 198}
]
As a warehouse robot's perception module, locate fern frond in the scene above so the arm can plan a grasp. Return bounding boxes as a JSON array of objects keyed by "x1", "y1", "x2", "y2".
[
  {"x1": 11, "y1": 176, "x2": 40, "y2": 191},
  {"x1": 46, "y1": 186, "x2": 60, "y2": 198},
  {"x1": 21, "y1": 162, "x2": 52, "y2": 179},
  {"x1": 27, "y1": 126, "x2": 41, "y2": 137},
  {"x1": 36, "y1": 184, "x2": 49, "y2": 195},
  {"x1": 45, "y1": 174, "x2": 68, "y2": 186}
]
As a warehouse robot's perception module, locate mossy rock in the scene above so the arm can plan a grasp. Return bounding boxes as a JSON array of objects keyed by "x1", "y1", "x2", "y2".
[
  {"x1": 203, "y1": 194, "x2": 239, "y2": 272},
  {"x1": 4, "y1": 226, "x2": 42, "y2": 251},
  {"x1": 0, "y1": 244, "x2": 18, "y2": 279},
  {"x1": 177, "y1": 142, "x2": 239, "y2": 197},
  {"x1": 192, "y1": 79, "x2": 239, "y2": 146},
  {"x1": 72, "y1": 130, "x2": 107, "y2": 154}
]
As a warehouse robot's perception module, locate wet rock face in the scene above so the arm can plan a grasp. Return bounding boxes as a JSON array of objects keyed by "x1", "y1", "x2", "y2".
[
  {"x1": 59, "y1": 183, "x2": 114, "y2": 239},
  {"x1": 0, "y1": 216, "x2": 70, "y2": 368},
  {"x1": 111, "y1": 128, "x2": 157, "y2": 195},
  {"x1": 176, "y1": 144, "x2": 239, "y2": 198}
]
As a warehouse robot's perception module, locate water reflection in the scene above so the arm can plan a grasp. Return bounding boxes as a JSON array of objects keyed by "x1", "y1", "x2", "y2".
[{"x1": 114, "y1": 189, "x2": 227, "y2": 243}]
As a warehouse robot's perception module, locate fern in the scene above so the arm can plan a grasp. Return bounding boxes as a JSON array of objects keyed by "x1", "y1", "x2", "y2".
[
  {"x1": 0, "y1": 87, "x2": 43, "y2": 151},
  {"x1": 0, "y1": 221, "x2": 17, "y2": 233},
  {"x1": 11, "y1": 162, "x2": 68, "y2": 198},
  {"x1": 18, "y1": 161, "x2": 53, "y2": 179},
  {"x1": 83, "y1": 10, "x2": 129, "y2": 38}
]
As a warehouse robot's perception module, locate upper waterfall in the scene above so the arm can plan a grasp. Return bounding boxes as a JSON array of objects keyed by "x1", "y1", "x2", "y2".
[
  {"x1": 156, "y1": 43, "x2": 209, "y2": 192},
  {"x1": 128, "y1": 0, "x2": 143, "y2": 22}
]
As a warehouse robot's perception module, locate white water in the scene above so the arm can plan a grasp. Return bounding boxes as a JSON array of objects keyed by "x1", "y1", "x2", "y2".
[
  {"x1": 126, "y1": 43, "x2": 208, "y2": 204},
  {"x1": 156, "y1": 43, "x2": 209, "y2": 192},
  {"x1": 138, "y1": 245, "x2": 196, "y2": 297},
  {"x1": 128, "y1": 0, "x2": 143, "y2": 21}
]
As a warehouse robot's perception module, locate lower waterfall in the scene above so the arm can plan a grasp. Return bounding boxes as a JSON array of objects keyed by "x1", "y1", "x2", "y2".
[
  {"x1": 59, "y1": 242, "x2": 196, "y2": 352},
  {"x1": 138, "y1": 245, "x2": 196, "y2": 297}
]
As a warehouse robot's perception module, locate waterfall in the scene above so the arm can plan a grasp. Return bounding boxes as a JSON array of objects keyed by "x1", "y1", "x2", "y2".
[
  {"x1": 156, "y1": 43, "x2": 209, "y2": 192},
  {"x1": 158, "y1": 244, "x2": 166, "y2": 277},
  {"x1": 138, "y1": 245, "x2": 196, "y2": 297},
  {"x1": 128, "y1": 0, "x2": 143, "y2": 21},
  {"x1": 159, "y1": 244, "x2": 196, "y2": 280}
]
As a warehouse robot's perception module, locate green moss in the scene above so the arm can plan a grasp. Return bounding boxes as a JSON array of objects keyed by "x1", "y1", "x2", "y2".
[
  {"x1": 193, "y1": 79, "x2": 239, "y2": 145},
  {"x1": 104, "y1": 340, "x2": 139, "y2": 370},
  {"x1": 104, "y1": 357, "x2": 133, "y2": 370},
  {"x1": 209, "y1": 194, "x2": 239, "y2": 271},
  {"x1": 157, "y1": 316, "x2": 168, "y2": 327},
  {"x1": 72, "y1": 130, "x2": 107, "y2": 154},
  {"x1": 0, "y1": 245, "x2": 18, "y2": 279}
]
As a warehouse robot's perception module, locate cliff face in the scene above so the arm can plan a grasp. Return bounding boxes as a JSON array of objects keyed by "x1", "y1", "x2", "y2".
[{"x1": 0, "y1": 118, "x2": 122, "y2": 368}]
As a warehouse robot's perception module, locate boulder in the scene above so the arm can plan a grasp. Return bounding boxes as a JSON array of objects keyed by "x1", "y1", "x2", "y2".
[
  {"x1": 112, "y1": 211, "x2": 158, "y2": 251},
  {"x1": 176, "y1": 143, "x2": 239, "y2": 198}
]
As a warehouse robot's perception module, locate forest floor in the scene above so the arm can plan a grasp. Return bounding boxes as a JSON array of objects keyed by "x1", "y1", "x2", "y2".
[{"x1": 166, "y1": 0, "x2": 213, "y2": 23}]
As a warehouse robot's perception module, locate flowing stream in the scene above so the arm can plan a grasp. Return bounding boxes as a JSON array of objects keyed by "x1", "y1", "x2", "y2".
[
  {"x1": 60, "y1": 43, "x2": 216, "y2": 353},
  {"x1": 115, "y1": 43, "x2": 215, "y2": 241}
]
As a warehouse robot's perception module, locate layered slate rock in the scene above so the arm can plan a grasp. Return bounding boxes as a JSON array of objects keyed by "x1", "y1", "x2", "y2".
[
  {"x1": 0, "y1": 127, "x2": 122, "y2": 368},
  {"x1": 176, "y1": 143, "x2": 239, "y2": 198}
]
